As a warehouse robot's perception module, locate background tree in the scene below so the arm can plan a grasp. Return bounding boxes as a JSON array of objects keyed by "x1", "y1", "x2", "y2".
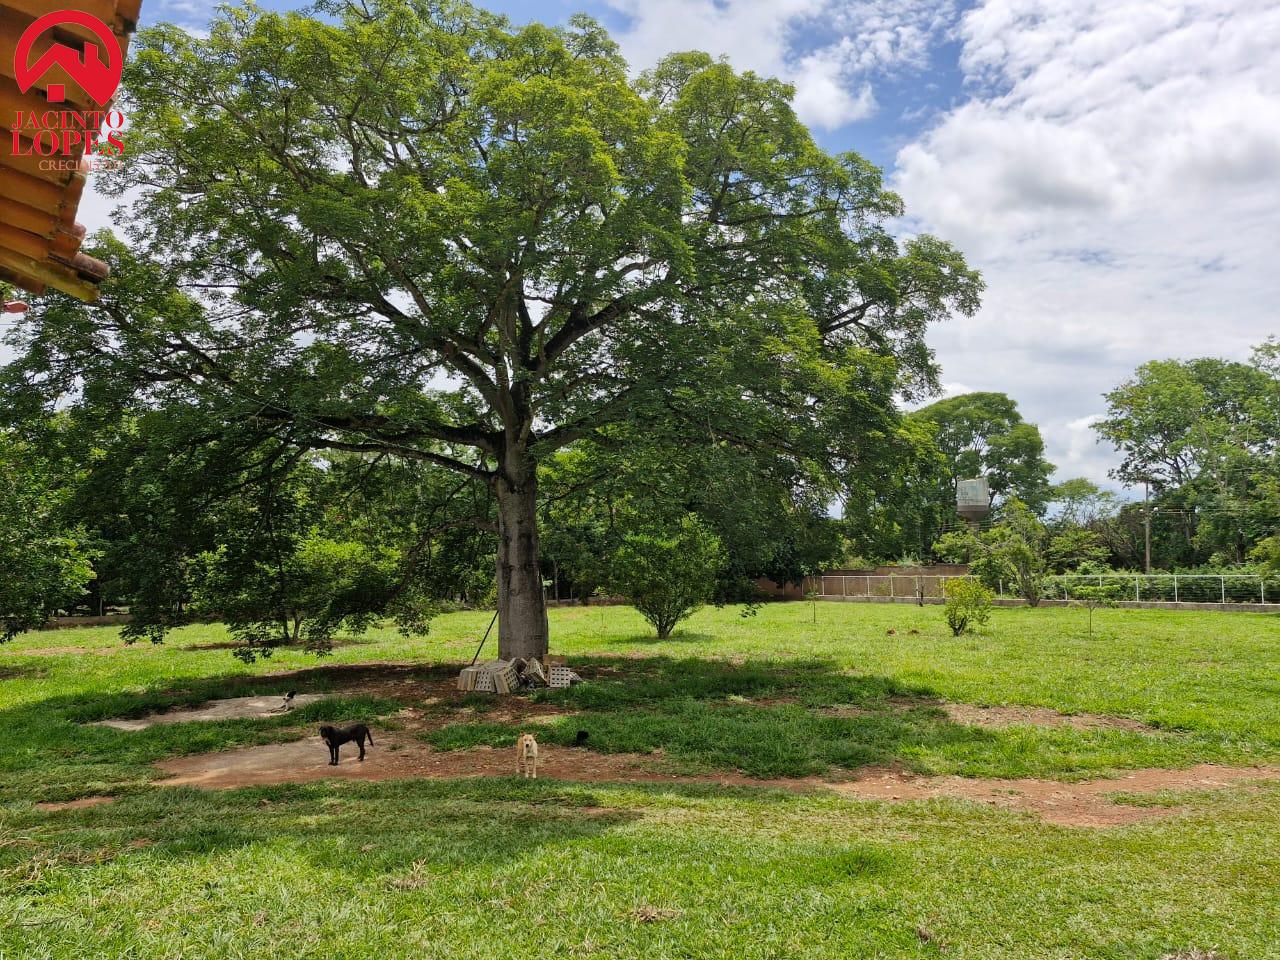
[
  {"x1": 0, "y1": 433, "x2": 97, "y2": 640},
  {"x1": 1250, "y1": 534, "x2": 1280, "y2": 573},
  {"x1": 191, "y1": 534, "x2": 413, "y2": 662},
  {"x1": 1096, "y1": 349, "x2": 1279, "y2": 567},
  {"x1": 5, "y1": 1, "x2": 980, "y2": 659},
  {"x1": 538, "y1": 429, "x2": 845, "y2": 603},
  {"x1": 839, "y1": 416, "x2": 949, "y2": 563},
  {"x1": 1048, "y1": 478, "x2": 1118, "y2": 530},
  {"x1": 910, "y1": 392, "x2": 1055, "y2": 514}
]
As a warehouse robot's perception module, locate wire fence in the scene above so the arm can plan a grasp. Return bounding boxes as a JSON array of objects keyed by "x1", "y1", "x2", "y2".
[{"x1": 812, "y1": 574, "x2": 1280, "y2": 606}]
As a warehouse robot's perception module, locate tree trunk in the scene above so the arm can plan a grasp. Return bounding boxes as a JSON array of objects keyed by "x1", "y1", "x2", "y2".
[{"x1": 495, "y1": 458, "x2": 549, "y2": 661}]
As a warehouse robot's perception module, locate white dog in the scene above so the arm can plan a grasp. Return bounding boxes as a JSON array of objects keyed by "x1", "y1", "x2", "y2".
[{"x1": 517, "y1": 733, "x2": 539, "y2": 779}]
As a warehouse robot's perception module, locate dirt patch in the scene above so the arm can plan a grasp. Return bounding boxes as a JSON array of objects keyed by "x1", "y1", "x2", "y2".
[
  {"x1": 940, "y1": 703, "x2": 1154, "y2": 733},
  {"x1": 35, "y1": 796, "x2": 116, "y2": 811},
  {"x1": 821, "y1": 699, "x2": 1155, "y2": 733},
  {"x1": 151, "y1": 717, "x2": 840, "y2": 792},
  {"x1": 152, "y1": 735, "x2": 1280, "y2": 828},
  {"x1": 829, "y1": 764, "x2": 1280, "y2": 828},
  {"x1": 91, "y1": 694, "x2": 328, "y2": 730},
  {"x1": 0, "y1": 665, "x2": 46, "y2": 680},
  {"x1": 155, "y1": 735, "x2": 781, "y2": 790}
]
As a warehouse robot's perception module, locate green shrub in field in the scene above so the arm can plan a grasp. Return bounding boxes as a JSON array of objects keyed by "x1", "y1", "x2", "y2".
[
  {"x1": 943, "y1": 577, "x2": 994, "y2": 636},
  {"x1": 609, "y1": 515, "x2": 724, "y2": 638}
]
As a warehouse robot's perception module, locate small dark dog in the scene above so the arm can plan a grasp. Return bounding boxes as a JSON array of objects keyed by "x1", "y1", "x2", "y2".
[
  {"x1": 574, "y1": 730, "x2": 590, "y2": 746},
  {"x1": 318, "y1": 723, "x2": 373, "y2": 765}
]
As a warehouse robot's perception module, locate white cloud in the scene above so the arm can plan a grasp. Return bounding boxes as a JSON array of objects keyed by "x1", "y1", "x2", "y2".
[
  {"x1": 601, "y1": 0, "x2": 955, "y2": 129},
  {"x1": 893, "y1": 0, "x2": 1280, "y2": 491},
  {"x1": 791, "y1": 46, "x2": 877, "y2": 129}
]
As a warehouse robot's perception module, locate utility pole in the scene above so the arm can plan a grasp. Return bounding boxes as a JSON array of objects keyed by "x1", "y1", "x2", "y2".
[{"x1": 1143, "y1": 482, "x2": 1152, "y2": 575}]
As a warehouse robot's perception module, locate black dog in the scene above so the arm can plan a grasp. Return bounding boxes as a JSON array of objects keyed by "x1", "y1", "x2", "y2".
[{"x1": 318, "y1": 723, "x2": 373, "y2": 765}]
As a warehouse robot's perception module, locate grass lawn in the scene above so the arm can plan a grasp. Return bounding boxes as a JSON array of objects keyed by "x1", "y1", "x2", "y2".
[{"x1": 1, "y1": 602, "x2": 1278, "y2": 959}]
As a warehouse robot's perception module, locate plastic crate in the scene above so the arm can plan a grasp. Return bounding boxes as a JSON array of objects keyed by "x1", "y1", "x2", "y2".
[
  {"x1": 492, "y1": 660, "x2": 518, "y2": 694},
  {"x1": 458, "y1": 660, "x2": 517, "y2": 694}
]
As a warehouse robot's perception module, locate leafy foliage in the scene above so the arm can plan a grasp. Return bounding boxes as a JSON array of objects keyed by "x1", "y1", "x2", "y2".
[
  {"x1": 1065, "y1": 574, "x2": 1122, "y2": 639},
  {"x1": 942, "y1": 577, "x2": 993, "y2": 636},
  {"x1": 609, "y1": 515, "x2": 724, "y2": 638},
  {"x1": 910, "y1": 392, "x2": 1055, "y2": 512},
  {"x1": 190, "y1": 535, "x2": 419, "y2": 661},
  {"x1": 1095, "y1": 349, "x2": 1279, "y2": 567},
  {"x1": 1248, "y1": 534, "x2": 1280, "y2": 574},
  {"x1": 0, "y1": 434, "x2": 97, "y2": 639}
]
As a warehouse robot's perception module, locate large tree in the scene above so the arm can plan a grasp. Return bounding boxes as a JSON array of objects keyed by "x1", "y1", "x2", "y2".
[
  {"x1": 909, "y1": 392, "x2": 1055, "y2": 514},
  {"x1": 1096, "y1": 350, "x2": 1279, "y2": 565},
  {"x1": 4, "y1": 1, "x2": 980, "y2": 659}
]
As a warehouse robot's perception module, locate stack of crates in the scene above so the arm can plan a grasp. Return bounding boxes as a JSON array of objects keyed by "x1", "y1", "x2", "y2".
[
  {"x1": 457, "y1": 660, "x2": 519, "y2": 694},
  {"x1": 544, "y1": 656, "x2": 583, "y2": 689}
]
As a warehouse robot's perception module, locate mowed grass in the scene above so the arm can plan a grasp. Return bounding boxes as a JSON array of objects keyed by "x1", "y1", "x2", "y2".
[{"x1": 1, "y1": 602, "x2": 1279, "y2": 959}]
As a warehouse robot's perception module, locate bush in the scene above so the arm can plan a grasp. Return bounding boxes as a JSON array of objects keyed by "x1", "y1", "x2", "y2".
[
  {"x1": 190, "y1": 534, "x2": 433, "y2": 660},
  {"x1": 943, "y1": 577, "x2": 994, "y2": 636},
  {"x1": 610, "y1": 515, "x2": 724, "y2": 638}
]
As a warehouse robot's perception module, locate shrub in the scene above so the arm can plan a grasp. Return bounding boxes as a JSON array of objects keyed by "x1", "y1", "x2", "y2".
[
  {"x1": 1250, "y1": 535, "x2": 1280, "y2": 574},
  {"x1": 190, "y1": 535, "x2": 434, "y2": 660},
  {"x1": 943, "y1": 577, "x2": 994, "y2": 636},
  {"x1": 610, "y1": 515, "x2": 724, "y2": 638}
]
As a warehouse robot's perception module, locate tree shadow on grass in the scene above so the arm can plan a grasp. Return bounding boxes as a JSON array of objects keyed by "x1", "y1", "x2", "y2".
[
  {"x1": 427, "y1": 655, "x2": 1000, "y2": 779},
  {"x1": 0, "y1": 664, "x2": 466, "y2": 805},
  {"x1": 606, "y1": 630, "x2": 721, "y2": 646},
  {"x1": 1, "y1": 778, "x2": 658, "y2": 891},
  {"x1": 0, "y1": 664, "x2": 47, "y2": 681}
]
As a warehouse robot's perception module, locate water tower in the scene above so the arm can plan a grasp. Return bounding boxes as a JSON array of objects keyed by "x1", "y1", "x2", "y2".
[{"x1": 955, "y1": 478, "x2": 991, "y2": 529}]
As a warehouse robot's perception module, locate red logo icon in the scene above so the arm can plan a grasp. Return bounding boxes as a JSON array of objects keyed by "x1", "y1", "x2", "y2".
[{"x1": 14, "y1": 10, "x2": 123, "y2": 106}]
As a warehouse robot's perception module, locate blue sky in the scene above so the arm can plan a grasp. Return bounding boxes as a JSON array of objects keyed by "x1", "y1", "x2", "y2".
[{"x1": 113, "y1": 0, "x2": 1280, "y2": 492}]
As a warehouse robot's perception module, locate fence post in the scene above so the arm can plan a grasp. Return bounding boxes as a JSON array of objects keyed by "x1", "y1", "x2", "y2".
[
  {"x1": 1174, "y1": 575, "x2": 1178, "y2": 604},
  {"x1": 890, "y1": 577, "x2": 895, "y2": 600},
  {"x1": 1135, "y1": 578, "x2": 1140, "y2": 602},
  {"x1": 1262, "y1": 577, "x2": 1266, "y2": 604},
  {"x1": 1220, "y1": 577, "x2": 1226, "y2": 605}
]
